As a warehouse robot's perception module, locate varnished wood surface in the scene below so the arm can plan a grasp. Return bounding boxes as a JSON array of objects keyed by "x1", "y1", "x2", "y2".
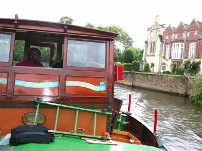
[
  {"x1": 65, "y1": 76, "x2": 108, "y2": 96},
  {"x1": 0, "y1": 73, "x2": 7, "y2": 95}
]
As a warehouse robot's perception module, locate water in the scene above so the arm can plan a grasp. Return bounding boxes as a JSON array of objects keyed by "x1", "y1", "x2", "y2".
[{"x1": 114, "y1": 83, "x2": 202, "y2": 151}]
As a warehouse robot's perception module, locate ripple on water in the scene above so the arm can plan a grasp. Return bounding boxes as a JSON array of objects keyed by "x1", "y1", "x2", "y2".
[{"x1": 114, "y1": 83, "x2": 202, "y2": 151}]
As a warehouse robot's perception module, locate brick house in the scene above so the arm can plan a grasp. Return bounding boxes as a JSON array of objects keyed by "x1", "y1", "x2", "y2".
[{"x1": 158, "y1": 19, "x2": 202, "y2": 74}]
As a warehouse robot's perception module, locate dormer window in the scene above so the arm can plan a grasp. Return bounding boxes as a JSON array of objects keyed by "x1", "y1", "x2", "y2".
[
  {"x1": 183, "y1": 33, "x2": 186, "y2": 38},
  {"x1": 194, "y1": 31, "x2": 197, "y2": 35},
  {"x1": 166, "y1": 36, "x2": 168, "y2": 39}
]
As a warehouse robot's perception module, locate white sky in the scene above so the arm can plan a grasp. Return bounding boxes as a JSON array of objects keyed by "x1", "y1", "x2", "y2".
[{"x1": 1, "y1": 0, "x2": 201, "y2": 49}]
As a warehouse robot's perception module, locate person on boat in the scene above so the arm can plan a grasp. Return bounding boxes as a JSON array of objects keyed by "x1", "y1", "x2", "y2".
[
  {"x1": 15, "y1": 48, "x2": 44, "y2": 67},
  {"x1": 52, "y1": 50, "x2": 75, "y2": 68}
]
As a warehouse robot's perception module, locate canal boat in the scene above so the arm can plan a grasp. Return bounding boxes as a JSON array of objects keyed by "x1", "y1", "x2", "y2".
[{"x1": 0, "y1": 16, "x2": 168, "y2": 151}]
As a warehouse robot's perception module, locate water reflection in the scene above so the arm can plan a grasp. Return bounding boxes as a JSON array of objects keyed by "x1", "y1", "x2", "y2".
[{"x1": 114, "y1": 83, "x2": 202, "y2": 151}]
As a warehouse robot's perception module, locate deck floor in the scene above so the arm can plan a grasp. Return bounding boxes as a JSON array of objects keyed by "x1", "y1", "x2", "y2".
[{"x1": 0, "y1": 136, "x2": 162, "y2": 151}]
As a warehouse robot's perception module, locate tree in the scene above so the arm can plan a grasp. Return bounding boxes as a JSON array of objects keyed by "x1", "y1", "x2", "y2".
[
  {"x1": 114, "y1": 48, "x2": 119, "y2": 62},
  {"x1": 123, "y1": 49, "x2": 133, "y2": 63},
  {"x1": 87, "y1": 24, "x2": 133, "y2": 51},
  {"x1": 125, "y1": 46, "x2": 143, "y2": 61},
  {"x1": 85, "y1": 23, "x2": 96, "y2": 28},
  {"x1": 59, "y1": 16, "x2": 73, "y2": 24}
]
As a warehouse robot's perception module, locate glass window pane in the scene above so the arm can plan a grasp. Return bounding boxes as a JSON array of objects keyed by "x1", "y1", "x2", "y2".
[
  {"x1": 67, "y1": 40, "x2": 106, "y2": 68},
  {"x1": 0, "y1": 34, "x2": 11, "y2": 62}
]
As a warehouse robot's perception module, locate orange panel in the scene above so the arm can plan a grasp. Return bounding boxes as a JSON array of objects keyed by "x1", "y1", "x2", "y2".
[
  {"x1": 0, "y1": 73, "x2": 7, "y2": 95},
  {"x1": 14, "y1": 74, "x2": 59, "y2": 96},
  {"x1": 0, "y1": 108, "x2": 107, "y2": 136},
  {"x1": 66, "y1": 76, "x2": 107, "y2": 96}
]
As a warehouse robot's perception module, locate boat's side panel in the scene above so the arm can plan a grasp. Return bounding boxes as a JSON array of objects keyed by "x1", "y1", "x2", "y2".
[
  {"x1": 65, "y1": 76, "x2": 107, "y2": 96},
  {"x1": 14, "y1": 73, "x2": 59, "y2": 96},
  {"x1": 128, "y1": 116, "x2": 159, "y2": 148},
  {"x1": 0, "y1": 108, "x2": 107, "y2": 136},
  {"x1": 0, "y1": 73, "x2": 7, "y2": 95}
]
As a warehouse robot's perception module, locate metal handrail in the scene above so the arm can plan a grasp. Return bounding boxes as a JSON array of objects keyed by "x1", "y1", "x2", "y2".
[{"x1": 34, "y1": 98, "x2": 111, "y2": 140}]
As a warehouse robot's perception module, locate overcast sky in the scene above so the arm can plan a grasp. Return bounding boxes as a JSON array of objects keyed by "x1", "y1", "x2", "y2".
[{"x1": 1, "y1": 0, "x2": 201, "y2": 49}]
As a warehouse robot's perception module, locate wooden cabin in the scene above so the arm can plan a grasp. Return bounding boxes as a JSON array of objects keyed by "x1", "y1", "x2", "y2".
[{"x1": 0, "y1": 16, "x2": 118, "y2": 136}]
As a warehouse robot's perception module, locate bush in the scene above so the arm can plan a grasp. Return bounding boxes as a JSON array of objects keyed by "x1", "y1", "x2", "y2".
[
  {"x1": 123, "y1": 63, "x2": 133, "y2": 71},
  {"x1": 184, "y1": 60, "x2": 201, "y2": 75},
  {"x1": 190, "y1": 76, "x2": 202, "y2": 105},
  {"x1": 171, "y1": 63, "x2": 176, "y2": 75},
  {"x1": 144, "y1": 63, "x2": 150, "y2": 72},
  {"x1": 176, "y1": 68, "x2": 184, "y2": 75},
  {"x1": 132, "y1": 61, "x2": 140, "y2": 71},
  {"x1": 162, "y1": 71, "x2": 171, "y2": 74},
  {"x1": 123, "y1": 50, "x2": 134, "y2": 63}
]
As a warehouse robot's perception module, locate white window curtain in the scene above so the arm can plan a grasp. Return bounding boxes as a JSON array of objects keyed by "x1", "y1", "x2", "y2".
[
  {"x1": 189, "y1": 43, "x2": 196, "y2": 59},
  {"x1": 172, "y1": 43, "x2": 184, "y2": 59},
  {"x1": 166, "y1": 45, "x2": 170, "y2": 59}
]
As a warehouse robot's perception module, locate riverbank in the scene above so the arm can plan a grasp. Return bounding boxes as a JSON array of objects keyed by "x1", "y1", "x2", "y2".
[{"x1": 117, "y1": 71, "x2": 197, "y2": 96}]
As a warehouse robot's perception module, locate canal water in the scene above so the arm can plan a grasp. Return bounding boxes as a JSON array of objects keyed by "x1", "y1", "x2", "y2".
[{"x1": 114, "y1": 83, "x2": 202, "y2": 151}]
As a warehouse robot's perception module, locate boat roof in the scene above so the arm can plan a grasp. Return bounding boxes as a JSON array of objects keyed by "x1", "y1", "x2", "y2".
[
  {"x1": 0, "y1": 17, "x2": 118, "y2": 39},
  {"x1": 0, "y1": 136, "x2": 162, "y2": 151}
]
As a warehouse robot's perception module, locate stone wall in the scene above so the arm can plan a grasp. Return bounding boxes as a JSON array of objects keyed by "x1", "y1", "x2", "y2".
[{"x1": 122, "y1": 71, "x2": 197, "y2": 96}]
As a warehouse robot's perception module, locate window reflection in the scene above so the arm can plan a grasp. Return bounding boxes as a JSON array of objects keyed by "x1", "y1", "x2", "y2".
[
  {"x1": 67, "y1": 40, "x2": 106, "y2": 68},
  {"x1": 0, "y1": 34, "x2": 11, "y2": 62}
]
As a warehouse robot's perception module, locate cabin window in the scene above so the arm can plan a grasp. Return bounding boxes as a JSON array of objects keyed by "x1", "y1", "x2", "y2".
[
  {"x1": 67, "y1": 40, "x2": 106, "y2": 68},
  {"x1": 0, "y1": 33, "x2": 11, "y2": 62},
  {"x1": 13, "y1": 31, "x2": 64, "y2": 68}
]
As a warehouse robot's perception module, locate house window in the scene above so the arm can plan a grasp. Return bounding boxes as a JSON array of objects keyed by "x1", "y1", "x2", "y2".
[
  {"x1": 189, "y1": 43, "x2": 196, "y2": 59},
  {"x1": 187, "y1": 32, "x2": 189, "y2": 37},
  {"x1": 172, "y1": 43, "x2": 184, "y2": 59},
  {"x1": 0, "y1": 33, "x2": 11, "y2": 62},
  {"x1": 166, "y1": 36, "x2": 168, "y2": 39},
  {"x1": 183, "y1": 33, "x2": 186, "y2": 38},
  {"x1": 194, "y1": 31, "x2": 197, "y2": 35},
  {"x1": 67, "y1": 40, "x2": 106, "y2": 68},
  {"x1": 165, "y1": 45, "x2": 170, "y2": 59},
  {"x1": 175, "y1": 34, "x2": 178, "y2": 38},
  {"x1": 172, "y1": 34, "x2": 174, "y2": 39}
]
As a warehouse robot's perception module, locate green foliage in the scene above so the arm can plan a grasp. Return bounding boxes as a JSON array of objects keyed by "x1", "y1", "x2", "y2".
[
  {"x1": 190, "y1": 76, "x2": 202, "y2": 105},
  {"x1": 59, "y1": 16, "x2": 73, "y2": 24},
  {"x1": 132, "y1": 61, "x2": 140, "y2": 71},
  {"x1": 89, "y1": 25, "x2": 133, "y2": 50},
  {"x1": 85, "y1": 23, "x2": 96, "y2": 28},
  {"x1": 123, "y1": 50, "x2": 133, "y2": 63},
  {"x1": 125, "y1": 46, "x2": 143, "y2": 61},
  {"x1": 151, "y1": 63, "x2": 154, "y2": 68},
  {"x1": 123, "y1": 63, "x2": 133, "y2": 71},
  {"x1": 114, "y1": 48, "x2": 119, "y2": 62},
  {"x1": 13, "y1": 40, "x2": 25, "y2": 61},
  {"x1": 117, "y1": 54, "x2": 124, "y2": 63},
  {"x1": 176, "y1": 68, "x2": 184, "y2": 75},
  {"x1": 171, "y1": 63, "x2": 176, "y2": 74},
  {"x1": 144, "y1": 63, "x2": 150, "y2": 72},
  {"x1": 184, "y1": 60, "x2": 201, "y2": 75},
  {"x1": 162, "y1": 71, "x2": 171, "y2": 74}
]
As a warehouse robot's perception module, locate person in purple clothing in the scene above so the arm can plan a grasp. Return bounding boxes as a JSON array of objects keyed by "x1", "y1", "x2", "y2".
[{"x1": 16, "y1": 48, "x2": 44, "y2": 67}]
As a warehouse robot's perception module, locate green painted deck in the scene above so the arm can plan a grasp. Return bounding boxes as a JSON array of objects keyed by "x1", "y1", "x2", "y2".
[{"x1": 0, "y1": 136, "x2": 162, "y2": 151}]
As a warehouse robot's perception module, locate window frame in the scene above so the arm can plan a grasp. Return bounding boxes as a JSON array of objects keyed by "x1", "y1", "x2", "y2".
[
  {"x1": 0, "y1": 32, "x2": 15, "y2": 67},
  {"x1": 64, "y1": 37, "x2": 108, "y2": 72},
  {"x1": 188, "y1": 42, "x2": 196, "y2": 59},
  {"x1": 171, "y1": 43, "x2": 184, "y2": 59}
]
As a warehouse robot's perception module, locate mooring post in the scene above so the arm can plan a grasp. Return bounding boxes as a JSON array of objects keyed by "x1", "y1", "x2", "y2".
[
  {"x1": 128, "y1": 94, "x2": 131, "y2": 112},
  {"x1": 154, "y1": 109, "x2": 158, "y2": 133},
  {"x1": 126, "y1": 94, "x2": 132, "y2": 123}
]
